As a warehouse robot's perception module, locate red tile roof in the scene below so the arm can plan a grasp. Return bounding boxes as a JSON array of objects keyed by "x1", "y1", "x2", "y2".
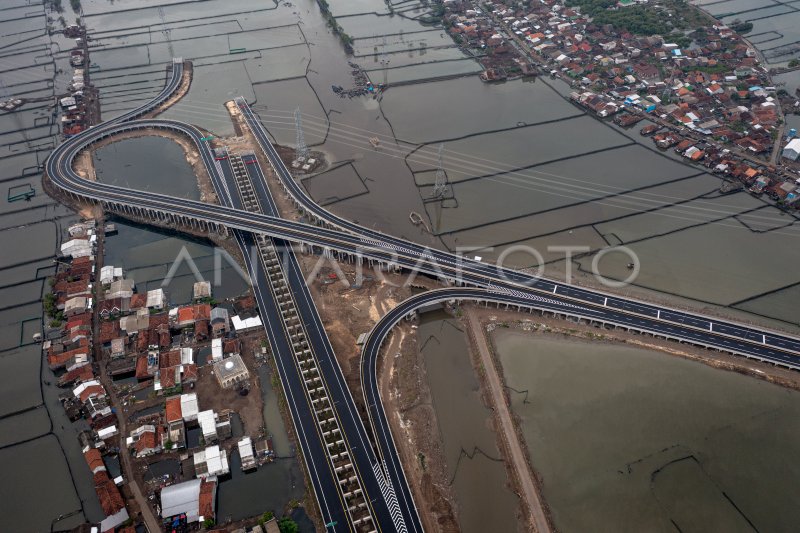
[
  {"x1": 182, "y1": 364, "x2": 198, "y2": 383},
  {"x1": 194, "y1": 304, "x2": 211, "y2": 321},
  {"x1": 165, "y1": 396, "x2": 182, "y2": 423},
  {"x1": 135, "y1": 428, "x2": 158, "y2": 455},
  {"x1": 84, "y1": 448, "x2": 106, "y2": 474},
  {"x1": 199, "y1": 480, "x2": 216, "y2": 521},
  {"x1": 47, "y1": 346, "x2": 89, "y2": 370},
  {"x1": 158, "y1": 367, "x2": 178, "y2": 389},
  {"x1": 59, "y1": 364, "x2": 94, "y2": 386},
  {"x1": 149, "y1": 313, "x2": 169, "y2": 328},
  {"x1": 98, "y1": 321, "x2": 121, "y2": 344},
  {"x1": 148, "y1": 328, "x2": 159, "y2": 347},
  {"x1": 137, "y1": 332, "x2": 149, "y2": 352},
  {"x1": 223, "y1": 339, "x2": 240, "y2": 354},
  {"x1": 79, "y1": 385, "x2": 107, "y2": 403},
  {"x1": 66, "y1": 313, "x2": 92, "y2": 331},
  {"x1": 195, "y1": 320, "x2": 209, "y2": 339},
  {"x1": 99, "y1": 297, "x2": 126, "y2": 316},
  {"x1": 177, "y1": 307, "x2": 195, "y2": 324},
  {"x1": 130, "y1": 293, "x2": 147, "y2": 309},
  {"x1": 135, "y1": 355, "x2": 149, "y2": 379},
  {"x1": 160, "y1": 349, "x2": 181, "y2": 369},
  {"x1": 93, "y1": 470, "x2": 125, "y2": 516}
]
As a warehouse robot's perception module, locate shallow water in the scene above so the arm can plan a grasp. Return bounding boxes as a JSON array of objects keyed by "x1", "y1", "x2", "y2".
[
  {"x1": 495, "y1": 331, "x2": 800, "y2": 532},
  {"x1": 417, "y1": 312, "x2": 520, "y2": 533}
]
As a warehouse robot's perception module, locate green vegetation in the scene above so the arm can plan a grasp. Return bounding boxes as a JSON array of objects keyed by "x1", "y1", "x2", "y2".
[
  {"x1": 201, "y1": 517, "x2": 215, "y2": 529},
  {"x1": 592, "y1": 6, "x2": 671, "y2": 35},
  {"x1": 164, "y1": 440, "x2": 174, "y2": 450},
  {"x1": 567, "y1": 0, "x2": 714, "y2": 36},
  {"x1": 258, "y1": 511, "x2": 275, "y2": 526},
  {"x1": 69, "y1": 0, "x2": 81, "y2": 12},
  {"x1": 43, "y1": 292, "x2": 58, "y2": 318},
  {"x1": 315, "y1": 0, "x2": 353, "y2": 52},
  {"x1": 789, "y1": 59, "x2": 800, "y2": 68},
  {"x1": 566, "y1": 0, "x2": 672, "y2": 35},
  {"x1": 278, "y1": 517, "x2": 299, "y2": 533},
  {"x1": 420, "y1": 3, "x2": 447, "y2": 24},
  {"x1": 664, "y1": 32, "x2": 692, "y2": 49},
  {"x1": 683, "y1": 63, "x2": 730, "y2": 75}
]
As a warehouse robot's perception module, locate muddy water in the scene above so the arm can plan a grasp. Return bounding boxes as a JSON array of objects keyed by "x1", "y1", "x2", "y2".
[
  {"x1": 79, "y1": 0, "x2": 800, "y2": 329},
  {"x1": 495, "y1": 331, "x2": 800, "y2": 532},
  {"x1": 93, "y1": 136, "x2": 201, "y2": 199},
  {"x1": 417, "y1": 312, "x2": 520, "y2": 533},
  {"x1": 94, "y1": 136, "x2": 250, "y2": 302},
  {"x1": 102, "y1": 220, "x2": 250, "y2": 304},
  {"x1": 2, "y1": 0, "x2": 799, "y2": 527},
  {"x1": 217, "y1": 453, "x2": 305, "y2": 522}
]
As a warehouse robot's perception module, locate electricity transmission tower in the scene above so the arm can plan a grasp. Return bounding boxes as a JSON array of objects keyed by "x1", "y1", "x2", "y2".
[
  {"x1": 158, "y1": 7, "x2": 175, "y2": 59},
  {"x1": 431, "y1": 143, "x2": 449, "y2": 198},
  {"x1": 294, "y1": 107, "x2": 309, "y2": 160}
]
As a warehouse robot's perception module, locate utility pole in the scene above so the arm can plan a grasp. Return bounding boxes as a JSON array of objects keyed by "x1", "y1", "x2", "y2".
[
  {"x1": 158, "y1": 6, "x2": 175, "y2": 60},
  {"x1": 294, "y1": 107, "x2": 309, "y2": 160}
]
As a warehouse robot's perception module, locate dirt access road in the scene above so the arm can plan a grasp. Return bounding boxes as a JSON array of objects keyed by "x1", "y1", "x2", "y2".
[{"x1": 465, "y1": 308, "x2": 551, "y2": 533}]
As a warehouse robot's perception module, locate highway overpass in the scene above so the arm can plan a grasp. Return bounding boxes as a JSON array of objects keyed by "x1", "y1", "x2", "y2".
[{"x1": 44, "y1": 59, "x2": 800, "y2": 533}]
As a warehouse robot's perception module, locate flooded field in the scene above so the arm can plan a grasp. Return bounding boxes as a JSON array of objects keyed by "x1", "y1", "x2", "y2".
[
  {"x1": 495, "y1": 331, "x2": 800, "y2": 532},
  {"x1": 2, "y1": 0, "x2": 800, "y2": 527},
  {"x1": 417, "y1": 312, "x2": 520, "y2": 533}
]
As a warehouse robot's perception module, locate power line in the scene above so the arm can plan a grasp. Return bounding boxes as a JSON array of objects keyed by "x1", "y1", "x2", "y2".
[
  {"x1": 112, "y1": 99, "x2": 800, "y2": 235},
  {"x1": 158, "y1": 6, "x2": 175, "y2": 60}
]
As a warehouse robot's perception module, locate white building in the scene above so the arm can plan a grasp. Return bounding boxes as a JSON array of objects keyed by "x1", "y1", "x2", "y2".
[
  {"x1": 61, "y1": 238, "x2": 92, "y2": 258},
  {"x1": 146, "y1": 288, "x2": 166, "y2": 310},
  {"x1": 197, "y1": 409, "x2": 218, "y2": 443},
  {"x1": 213, "y1": 354, "x2": 250, "y2": 389},
  {"x1": 231, "y1": 314, "x2": 262, "y2": 332},
  {"x1": 64, "y1": 296, "x2": 91, "y2": 316},
  {"x1": 193, "y1": 281, "x2": 211, "y2": 300},
  {"x1": 238, "y1": 437, "x2": 257, "y2": 471},
  {"x1": 161, "y1": 479, "x2": 202, "y2": 521},
  {"x1": 193, "y1": 445, "x2": 229, "y2": 478},
  {"x1": 211, "y1": 338, "x2": 223, "y2": 362},
  {"x1": 159, "y1": 478, "x2": 216, "y2": 523},
  {"x1": 99, "y1": 265, "x2": 123, "y2": 285},
  {"x1": 180, "y1": 393, "x2": 199, "y2": 422},
  {"x1": 107, "y1": 279, "x2": 134, "y2": 299},
  {"x1": 782, "y1": 138, "x2": 800, "y2": 161}
]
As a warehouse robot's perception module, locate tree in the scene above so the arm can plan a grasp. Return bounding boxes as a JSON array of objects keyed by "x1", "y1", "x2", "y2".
[
  {"x1": 278, "y1": 518, "x2": 299, "y2": 533},
  {"x1": 789, "y1": 59, "x2": 800, "y2": 68},
  {"x1": 258, "y1": 511, "x2": 275, "y2": 526},
  {"x1": 43, "y1": 292, "x2": 57, "y2": 317}
]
